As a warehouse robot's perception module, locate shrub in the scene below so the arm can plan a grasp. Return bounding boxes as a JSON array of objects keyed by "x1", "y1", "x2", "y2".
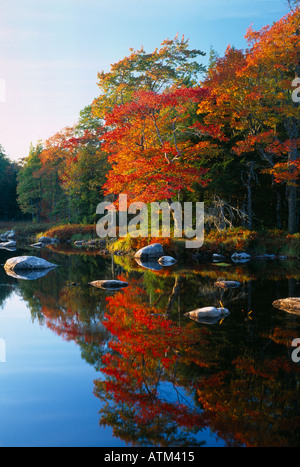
[{"x1": 40, "y1": 224, "x2": 96, "y2": 241}]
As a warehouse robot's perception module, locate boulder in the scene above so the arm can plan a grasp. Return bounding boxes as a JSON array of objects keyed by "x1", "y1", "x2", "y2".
[
  {"x1": 254, "y1": 254, "x2": 276, "y2": 260},
  {"x1": 0, "y1": 230, "x2": 15, "y2": 242},
  {"x1": 185, "y1": 306, "x2": 230, "y2": 324},
  {"x1": 158, "y1": 256, "x2": 177, "y2": 266},
  {"x1": 272, "y1": 297, "x2": 300, "y2": 316},
  {"x1": 215, "y1": 280, "x2": 241, "y2": 288},
  {"x1": 38, "y1": 237, "x2": 53, "y2": 245},
  {"x1": 231, "y1": 252, "x2": 251, "y2": 263},
  {"x1": 89, "y1": 280, "x2": 129, "y2": 291},
  {"x1": 4, "y1": 256, "x2": 58, "y2": 272},
  {"x1": 135, "y1": 243, "x2": 164, "y2": 260}
]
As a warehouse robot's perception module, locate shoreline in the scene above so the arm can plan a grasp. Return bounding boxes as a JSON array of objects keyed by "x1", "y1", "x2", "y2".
[{"x1": 1, "y1": 222, "x2": 299, "y2": 261}]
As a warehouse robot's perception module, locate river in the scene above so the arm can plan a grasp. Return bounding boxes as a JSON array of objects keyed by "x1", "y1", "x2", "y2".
[{"x1": 0, "y1": 244, "x2": 299, "y2": 447}]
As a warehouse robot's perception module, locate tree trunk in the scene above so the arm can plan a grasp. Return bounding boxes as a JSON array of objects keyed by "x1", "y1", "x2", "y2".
[
  {"x1": 285, "y1": 120, "x2": 299, "y2": 234},
  {"x1": 287, "y1": 184, "x2": 298, "y2": 234},
  {"x1": 276, "y1": 189, "x2": 283, "y2": 229}
]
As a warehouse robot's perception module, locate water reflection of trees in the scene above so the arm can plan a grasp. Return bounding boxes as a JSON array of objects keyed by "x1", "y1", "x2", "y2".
[
  {"x1": 12, "y1": 253, "x2": 300, "y2": 447},
  {"x1": 94, "y1": 276, "x2": 213, "y2": 447}
]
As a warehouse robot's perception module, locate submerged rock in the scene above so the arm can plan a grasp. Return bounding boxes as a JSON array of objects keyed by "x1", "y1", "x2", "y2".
[
  {"x1": 158, "y1": 256, "x2": 177, "y2": 266},
  {"x1": 185, "y1": 306, "x2": 230, "y2": 324},
  {"x1": 4, "y1": 256, "x2": 58, "y2": 272},
  {"x1": 272, "y1": 297, "x2": 300, "y2": 315},
  {"x1": 215, "y1": 280, "x2": 241, "y2": 288},
  {"x1": 89, "y1": 280, "x2": 129, "y2": 291},
  {"x1": 135, "y1": 243, "x2": 164, "y2": 260}
]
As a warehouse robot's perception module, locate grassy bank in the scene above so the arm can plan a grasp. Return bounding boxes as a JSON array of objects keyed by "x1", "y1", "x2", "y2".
[{"x1": 106, "y1": 229, "x2": 300, "y2": 259}]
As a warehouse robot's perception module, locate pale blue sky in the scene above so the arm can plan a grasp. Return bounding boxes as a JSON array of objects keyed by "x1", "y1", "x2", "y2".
[{"x1": 0, "y1": 0, "x2": 291, "y2": 160}]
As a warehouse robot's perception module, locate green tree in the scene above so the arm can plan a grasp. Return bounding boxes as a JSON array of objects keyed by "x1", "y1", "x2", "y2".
[
  {"x1": 0, "y1": 145, "x2": 21, "y2": 220},
  {"x1": 93, "y1": 34, "x2": 206, "y2": 119},
  {"x1": 17, "y1": 143, "x2": 44, "y2": 222}
]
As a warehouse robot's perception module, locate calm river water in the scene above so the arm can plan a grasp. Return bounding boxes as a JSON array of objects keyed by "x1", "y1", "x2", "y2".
[{"x1": 0, "y1": 245, "x2": 299, "y2": 447}]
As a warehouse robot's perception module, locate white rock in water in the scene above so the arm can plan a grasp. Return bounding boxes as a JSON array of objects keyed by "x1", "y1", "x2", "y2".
[
  {"x1": 135, "y1": 243, "x2": 164, "y2": 260},
  {"x1": 158, "y1": 256, "x2": 177, "y2": 266},
  {"x1": 272, "y1": 297, "x2": 300, "y2": 315},
  {"x1": 4, "y1": 256, "x2": 58, "y2": 271},
  {"x1": 185, "y1": 306, "x2": 230, "y2": 320}
]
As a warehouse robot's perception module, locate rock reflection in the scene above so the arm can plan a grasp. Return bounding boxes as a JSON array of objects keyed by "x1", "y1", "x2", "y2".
[{"x1": 5, "y1": 268, "x2": 56, "y2": 281}]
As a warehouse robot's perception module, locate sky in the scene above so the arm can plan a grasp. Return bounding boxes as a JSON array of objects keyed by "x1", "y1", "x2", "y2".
[{"x1": 0, "y1": 0, "x2": 292, "y2": 161}]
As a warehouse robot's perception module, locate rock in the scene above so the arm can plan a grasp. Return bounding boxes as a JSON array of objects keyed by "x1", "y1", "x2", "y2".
[
  {"x1": 38, "y1": 236, "x2": 53, "y2": 245},
  {"x1": 158, "y1": 256, "x2": 177, "y2": 266},
  {"x1": 30, "y1": 242, "x2": 44, "y2": 249},
  {"x1": 89, "y1": 280, "x2": 129, "y2": 291},
  {"x1": 254, "y1": 254, "x2": 276, "y2": 260},
  {"x1": 231, "y1": 252, "x2": 251, "y2": 263},
  {"x1": 74, "y1": 239, "x2": 101, "y2": 247},
  {"x1": 135, "y1": 243, "x2": 164, "y2": 260},
  {"x1": 0, "y1": 230, "x2": 15, "y2": 242},
  {"x1": 215, "y1": 280, "x2": 241, "y2": 288},
  {"x1": 272, "y1": 297, "x2": 300, "y2": 316},
  {"x1": 4, "y1": 256, "x2": 58, "y2": 272},
  {"x1": 85, "y1": 240, "x2": 97, "y2": 246},
  {"x1": 185, "y1": 306, "x2": 230, "y2": 324}
]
